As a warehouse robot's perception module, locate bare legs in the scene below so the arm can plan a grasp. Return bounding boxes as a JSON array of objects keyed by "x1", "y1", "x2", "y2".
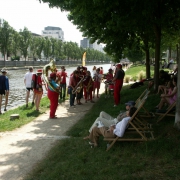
[{"x1": 35, "y1": 93, "x2": 42, "y2": 111}]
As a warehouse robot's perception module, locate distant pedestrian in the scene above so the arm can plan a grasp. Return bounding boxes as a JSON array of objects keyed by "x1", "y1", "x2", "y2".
[
  {"x1": 24, "y1": 66, "x2": 35, "y2": 107},
  {"x1": 0, "y1": 69, "x2": 9, "y2": 114}
]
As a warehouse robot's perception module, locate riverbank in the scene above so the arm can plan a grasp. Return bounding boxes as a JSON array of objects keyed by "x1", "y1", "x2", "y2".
[{"x1": 0, "y1": 60, "x2": 110, "y2": 69}]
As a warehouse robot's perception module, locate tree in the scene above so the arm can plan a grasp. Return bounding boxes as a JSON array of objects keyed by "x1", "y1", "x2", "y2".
[
  {"x1": 11, "y1": 30, "x2": 20, "y2": 59},
  {"x1": 36, "y1": 37, "x2": 45, "y2": 59},
  {"x1": 0, "y1": 20, "x2": 13, "y2": 63},
  {"x1": 19, "y1": 27, "x2": 32, "y2": 61},
  {"x1": 43, "y1": 37, "x2": 52, "y2": 60}
]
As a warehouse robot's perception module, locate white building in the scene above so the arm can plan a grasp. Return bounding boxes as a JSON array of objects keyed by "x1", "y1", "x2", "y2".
[
  {"x1": 42, "y1": 26, "x2": 64, "y2": 41},
  {"x1": 80, "y1": 38, "x2": 104, "y2": 52}
]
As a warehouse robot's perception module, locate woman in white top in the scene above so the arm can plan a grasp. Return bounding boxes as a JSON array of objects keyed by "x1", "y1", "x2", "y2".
[{"x1": 83, "y1": 107, "x2": 137, "y2": 147}]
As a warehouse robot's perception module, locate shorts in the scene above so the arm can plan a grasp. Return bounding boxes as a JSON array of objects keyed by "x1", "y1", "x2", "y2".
[
  {"x1": 26, "y1": 87, "x2": 33, "y2": 91},
  {"x1": 0, "y1": 89, "x2": 5, "y2": 95}
]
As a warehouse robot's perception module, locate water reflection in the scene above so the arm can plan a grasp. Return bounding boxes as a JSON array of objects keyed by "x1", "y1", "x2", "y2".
[{"x1": 1, "y1": 64, "x2": 111, "y2": 111}]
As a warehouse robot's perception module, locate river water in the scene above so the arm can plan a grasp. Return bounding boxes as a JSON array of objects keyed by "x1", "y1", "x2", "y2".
[{"x1": 1, "y1": 64, "x2": 112, "y2": 111}]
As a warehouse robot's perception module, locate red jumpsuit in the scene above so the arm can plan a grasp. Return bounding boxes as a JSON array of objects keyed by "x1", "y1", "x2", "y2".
[{"x1": 114, "y1": 69, "x2": 125, "y2": 105}]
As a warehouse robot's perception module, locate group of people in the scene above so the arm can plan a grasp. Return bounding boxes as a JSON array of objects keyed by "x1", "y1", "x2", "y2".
[
  {"x1": 24, "y1": 66, "x2": 67, "y2": 119},
  {"x1": 0, "y1": 63, "x2": 126, "y2": 116}
]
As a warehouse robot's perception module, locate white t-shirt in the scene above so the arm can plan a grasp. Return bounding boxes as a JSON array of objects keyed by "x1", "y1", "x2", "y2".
[
  {"x1": 113, "y1": 117, "x2": 131, "y2": 137},
  {"x1": 24, "y1": 72, "x2": 33, "y2": 88}
]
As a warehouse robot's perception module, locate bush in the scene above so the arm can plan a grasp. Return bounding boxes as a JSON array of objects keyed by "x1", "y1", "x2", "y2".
[
  {"x1": 124, "y1": 75, "x2": 131, "y2": 83},
  {"x1": 11, "y1": 56, "x2": 20, "y2": 61},
  {"x1": 138, "y1": 70, "x2": 145, "y2": 81}
]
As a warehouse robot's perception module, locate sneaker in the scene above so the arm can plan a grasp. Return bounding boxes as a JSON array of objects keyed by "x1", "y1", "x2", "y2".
[
  {"x1": 4, "y1": 108, "x2": 7, "y2": 111},
  {"x1": 113, "y1": 105, "x2": 117, "y2": 107},
  {"x1": 32, "y1": 102, "x2": 34, "y2": 106}
]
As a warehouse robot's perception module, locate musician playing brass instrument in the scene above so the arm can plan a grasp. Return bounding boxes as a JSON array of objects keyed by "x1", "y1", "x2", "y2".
[
  {"x1": 47, "y1": 72, "x2": 60, "y2": 119},
  {"x1": 84, "y1": 71, "x2": 94, "y2": 103},
  {"x1": 69, "y1": 70, "x2": 79, "y2": 107}
]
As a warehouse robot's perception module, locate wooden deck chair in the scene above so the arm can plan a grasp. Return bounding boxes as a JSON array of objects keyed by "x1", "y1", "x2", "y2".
[
  {"x1": 155, "y1": 101, "x2": 176, "y2": 122},
  {"x1": 135, "y1": 90, "x2": 152, "y2": 118},
  {"x1": 135, "y1": 89, "x2": 149, "y2": 103},
  {"x1": 104, "y1": 98, "x2": 154, "y2": 151}
]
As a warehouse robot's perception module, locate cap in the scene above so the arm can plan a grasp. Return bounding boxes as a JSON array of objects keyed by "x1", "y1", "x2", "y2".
[
  {"x1": 50, "y1": 72, "x2": 56, "y2": 78},
  {"x1": 36, "y1": 69, "x2": 42, "y2": 74},
  {"x1": 1, "y1": 69, "x2": 7, "y2": 73},
  {"x1": 116, "y1": 64, "x2": 122, "y2": 68},
  {"x1": 125, "y1": 101, "x2": 135, "y2": 107}
]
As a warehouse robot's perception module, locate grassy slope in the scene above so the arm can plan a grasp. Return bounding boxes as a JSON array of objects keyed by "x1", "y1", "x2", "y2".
[{"x1": 24, "y1": 65, "x2": 180, "y2": 180}]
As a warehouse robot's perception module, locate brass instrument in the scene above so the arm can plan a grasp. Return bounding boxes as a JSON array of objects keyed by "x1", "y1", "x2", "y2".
[
  {"x1": 72, "y1": 75, "x2": 84, "y2": 94},
  {"x1": 42, "y1": 59, "x2": 59, "y2": 93},
  {"x1": 86, "y1": 77, "x2": 93, "y2": 92}
]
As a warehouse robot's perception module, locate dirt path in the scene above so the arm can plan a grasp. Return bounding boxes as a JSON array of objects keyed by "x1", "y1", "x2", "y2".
[{"x1": 0, "y1": 86, "x2": 105, "y2": 180}]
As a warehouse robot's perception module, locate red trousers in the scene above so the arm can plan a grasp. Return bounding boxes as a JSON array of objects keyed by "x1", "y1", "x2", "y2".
[
  {"x1": 84, "y1": 87, "x2": 93, "y2": 100},
  {"x1": 114, "y1": 79, "x2": 123, "y2": 105},
  {"x1": 48, "y1": 89, "x2": 59, "y2": 118}
]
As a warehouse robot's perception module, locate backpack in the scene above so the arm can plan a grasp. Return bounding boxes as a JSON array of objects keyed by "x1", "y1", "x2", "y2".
[{"x1": 31, "y1": 74, "x2": 37, "y2": 89}]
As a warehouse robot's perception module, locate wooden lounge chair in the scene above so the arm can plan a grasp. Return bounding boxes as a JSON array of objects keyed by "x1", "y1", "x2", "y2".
[
  {"x1": 155, "y1": 101, "x2": 176, "y2": 122},
  {"x1": 104, "y1": 98, "x2": 155, "y2": 151}
]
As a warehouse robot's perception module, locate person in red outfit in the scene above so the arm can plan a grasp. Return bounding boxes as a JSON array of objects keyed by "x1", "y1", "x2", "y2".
[
  {"x1": 83, "y1": 71, "x2": 94, "y2": 103},
  {"x1": 47, "y1": 72, "x2": 60, "y2": 119},
  {"x1": 59, "y1": 66, "x2": 68, "y2": 100},
  {"x1": 112, "y1": 64, "x2": 125, "y2": 107},
  {"x1": 33, "y1": 69, "x2": 44, "y2": 111}
]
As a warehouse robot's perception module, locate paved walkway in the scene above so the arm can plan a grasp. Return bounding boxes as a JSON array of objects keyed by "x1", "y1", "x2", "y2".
[{"x1": 0, "y1": 86, "x2": 105, "y2": 180}]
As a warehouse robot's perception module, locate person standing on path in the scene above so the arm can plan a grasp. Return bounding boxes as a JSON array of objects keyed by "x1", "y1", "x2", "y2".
[
  {"x1": 112, "y1": 64, "x2": 125, "y2": 107},
  {"x1": 59, "y1": 66, "x2": 68, "y2": 100},
  {"x1": 33, "y1": 69, "x2": 44, "y2": 111},
  {"x1": 24, "y1": 66, "x2": 35, "y2": 107},
  {"x1": 0, "y1": 69, "x2": 9, "y2": 114},
  {"x1": 47, "y1": 72, "x2": 60, "y2": 119}
]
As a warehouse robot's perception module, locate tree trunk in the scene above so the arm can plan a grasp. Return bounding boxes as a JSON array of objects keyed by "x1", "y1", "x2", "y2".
[
  {"x1": 145, "y1": 49, "x2": 151, "y2": 79},
  {"x1": 174, "y1": 45, "x2": 180, "y2": 129},
  {"x1": 153, "y1": 24, "x2": 161, "y2": 92},
  {"x1": 169, "y1": 46, "x2": 171, "y2": 61}
]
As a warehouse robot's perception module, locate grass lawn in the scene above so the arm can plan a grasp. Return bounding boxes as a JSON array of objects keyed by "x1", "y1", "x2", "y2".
[
  {"x1": 1, "y1": 65, "x2": 179, "y2": 179},
  {"x1": 24, "y1": 81, "x2": 180, "y2": 179}
]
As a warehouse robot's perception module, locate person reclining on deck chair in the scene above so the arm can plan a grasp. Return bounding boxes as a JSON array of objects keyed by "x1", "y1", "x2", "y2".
[
  {"x1": 89, "y1": 101, "x2": 136, "y2": 133},
  {"x1": 155, "y1": 76, "x2": 177, "y2": 110},
  {"x1": 84, "y1": 107, "x2": 137, "y2": 147}
]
